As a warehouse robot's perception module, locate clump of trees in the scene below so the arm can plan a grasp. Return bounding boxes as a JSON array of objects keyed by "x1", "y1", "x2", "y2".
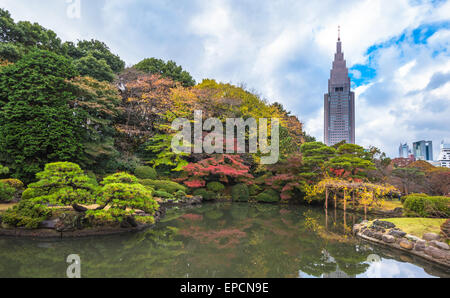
[{"x1": 1, "y1": 162, "x2": 159, "y2": 229}]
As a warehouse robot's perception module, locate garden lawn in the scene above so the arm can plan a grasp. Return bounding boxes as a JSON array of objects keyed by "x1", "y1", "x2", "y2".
[{"x1": 382, "y1": 218, "x2": 446, "y2": 238}]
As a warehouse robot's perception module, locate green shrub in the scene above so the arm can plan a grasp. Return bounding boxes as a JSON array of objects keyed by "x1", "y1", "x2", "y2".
[
  {"x1": 21, "y1": 162, "x2": 98, "y2": 208},
  {"x1": 401, "y1": 193, "x2": 426, "y2": 203},
  {"x1": 102, "y1": 172, "x2": 139, "y2": 185},
  {"x1": 21, "y1": 188, "x2": 45, "y2": 201},
  {"x1": 2, "y1": 201, "x2": 52, "y2": 229},
  {"x1": 255, "y1": 189, "x2": 280, "y2": 203},
  {"x1": 193, "y1": 189, "x2": 216, "y2": 201},
  {"x1": 403, "y1": 194, "x2": 449, "y2": 218},
  {"x1": 140, "y1": 179, "x2": 187, "y2": 194},
  {"x1": 207, "y1": 182, "x2": 225, "y2": 192},
  {"x1": 249, "y1": 185, "x2": 262, "y2": 196},
  {"x1": 231, "y1": 184, "x2": 249, "y2": 202},
  {"x1": 154, "y1": 190, "x2": 175, "y2": 200},
  {"x1": 134, "y1": 166, "x2": 157, "y2": 180},
  {"x1": 0, "y1": 181, "x2": 15, "y2": 202},
  {"x1": 175, "y1": 190, "x2": 187, "y2": 199}
]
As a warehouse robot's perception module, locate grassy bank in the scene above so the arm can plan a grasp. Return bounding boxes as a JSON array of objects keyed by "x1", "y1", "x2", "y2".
[{"x1": 382, "y1": 218, "x2": 446, "y2": 238}]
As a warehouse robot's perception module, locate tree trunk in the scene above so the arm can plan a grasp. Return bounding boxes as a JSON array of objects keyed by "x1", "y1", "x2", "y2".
[{"x1": 72, "y1": 204, "x2": 88, "y2": 213}]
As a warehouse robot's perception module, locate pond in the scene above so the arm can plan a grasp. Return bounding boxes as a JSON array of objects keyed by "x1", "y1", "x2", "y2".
[{"x1": 0, "y1": 203, "x2": 448, "y2": 278}]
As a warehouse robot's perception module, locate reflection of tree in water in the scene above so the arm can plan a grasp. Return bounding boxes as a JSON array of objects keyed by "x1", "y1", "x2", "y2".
[
  {"x1": 0, "y1": 203, "x2": 444, "y2": 278},
  {"x1": 0, "y1": 227, "x2": 185, "y2": 278}
]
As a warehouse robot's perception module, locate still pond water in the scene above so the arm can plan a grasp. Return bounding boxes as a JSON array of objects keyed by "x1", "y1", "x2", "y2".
[{"x1": 0, "y1": 203, "x2": 448, "y2": 278}]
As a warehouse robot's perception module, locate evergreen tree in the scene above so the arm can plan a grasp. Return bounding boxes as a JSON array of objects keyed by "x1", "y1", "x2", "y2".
[{"x1": 0, "y1": 50, "x2": 83, "y2": 181}]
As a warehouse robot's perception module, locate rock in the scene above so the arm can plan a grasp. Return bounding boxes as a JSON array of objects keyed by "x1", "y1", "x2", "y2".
[
  {"x1": 389, "y1": 229, "x2": 407, "y2": 238},
  {"x1": 405, "y1": 234, "x2": 421, "y2": 242},
  {"x1": 361, "y1": 220, "x2": 369, "y2": 225},
  {"x1": 441, "y1": 219, "x2": 450, "y2": 240},
  {"x1": 353, "y1": 225, "x2": 360, "y2": 235},
  {"x1": 382, "y1": 235, "x2": 396, "y2": 243},
  {"x1": 126, "y1": 216, "x2": 138, "y2": 228},
  {"x1": 399, "y1": 239, "x2": 414, "y2": 250},
  {"x1": 120, "y1": 220, "x2": 132, "y2": 229},
  {"x1": 414, "y1": 240, "x2": 427, "y2": 252},
  {"x1": 429, "y1": 240, "x2": 450, "y2": 251},
  {"x1": 424, "y1": 246, "x2": 448, "y2": 260},
  {"x1": 423, "y1": 233, "x2": 440, "y2": 241},
  {"x1": 370, "y1": 225, "x2": 386, "y2": 233},
  {"x1": 39, "y1": 219, "x2": 59, "y2": 229},
  {"x1": 373, "y1": 232, "x2": 384, "y2": 241},
  {"x1": 373, "y1": 220, "x2": 396, "y2": 229},
  {"x1": 363, "y1": 229, "x2": 375, "y2": 238}
]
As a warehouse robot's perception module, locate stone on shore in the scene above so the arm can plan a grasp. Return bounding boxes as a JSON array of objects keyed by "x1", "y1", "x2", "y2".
[
  {"x1": 382, "y1": 234, "x2": 396, "y2": 243},
  {"x1": 373, "y1": 220, "x2": 396, "y2": 229},
  {"x1": 414, "y1": 240, "x2": 426, "y2": 252},
  {"x1": 424, "y1": 246, "x2": 448, "y2": 260},
  {"x1": 429, "y1": 240, "x2": 449, "y2": 251},
  {"x1": 423, "y1": 233, "x2": 440, "y2": 241},
  {"x1": 389, "y1": 229, "x2": 407, "y2": 238},
  {"x1": 399, "y1": 239, "x2": 413, "y2": 250}
]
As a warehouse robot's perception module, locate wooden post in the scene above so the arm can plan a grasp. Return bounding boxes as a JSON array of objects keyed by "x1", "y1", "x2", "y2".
[
  {"x1": 352, "y1": 191, "x2": 355, "y2": 208},
  {"x1": 334, "y1": 193, "x2": 337, "y2": 209},
  {"x1": 344, "y1": 190, "x2": 347, "y2": 212},
  {"x1": 325, "y1": 187, "x2": 329, "y2": 210}
]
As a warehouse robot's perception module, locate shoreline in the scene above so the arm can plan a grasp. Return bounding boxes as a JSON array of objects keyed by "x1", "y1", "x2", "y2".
[
  {"x1": 0, "y1": 196, "x2": 202, "y2": 239},
  {"x1": 354, "y1": 221, "x2": 450, "y2": 269}
]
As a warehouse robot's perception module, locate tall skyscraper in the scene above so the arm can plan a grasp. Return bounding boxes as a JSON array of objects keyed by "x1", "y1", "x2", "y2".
[
  {"x1": 324, "y1": 28, "x2": 355, "y2": 146},
  {"x1": 413, "y1": 140, "x2": 433, "y2": 161},
  {"x1": 438, "y1": 141, "x2": 450, "y2": 168},
  {"x1": 399, "y1": 143, "x2": 411, "y2": 158}
]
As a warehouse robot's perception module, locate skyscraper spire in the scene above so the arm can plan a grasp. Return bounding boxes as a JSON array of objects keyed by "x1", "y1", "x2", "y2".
[{"x1": 324, "y1": 28, "x2": 356, "y2": 146}]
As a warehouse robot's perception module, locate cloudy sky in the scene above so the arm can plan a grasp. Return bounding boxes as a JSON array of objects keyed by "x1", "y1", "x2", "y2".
[{"x1": 1, "y1": 0, "x2": 449, "y2": 158}]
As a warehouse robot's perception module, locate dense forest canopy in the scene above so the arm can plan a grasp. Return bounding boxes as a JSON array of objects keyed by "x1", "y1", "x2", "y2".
[{"x1": 0, "y1": 8, "x2": 448, "y2": 216}]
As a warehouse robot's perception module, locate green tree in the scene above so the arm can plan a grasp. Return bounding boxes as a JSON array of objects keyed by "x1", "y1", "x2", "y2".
[
  {"x1": 69, "y1": 76, "x2": 123, "y2": 170},
  {"x1": 0, "y1": 50, "x2": 83, "y2": 181},
  {"x1": 75, "y1": 39, "x2": 125, "y2": 73},
  {"x1": 134, "y1": 58, "x2": 195, "y2": 87},
  {"x1": 21, "y1": 162, "x2": 97, "y2": 211},
  {"x1": 74, "y1": 53, "x2": 115, "y2": 82},
  {"x1": 142, "y1": 134, "x2": 189, "y2": 175},
  {"x1": 326, "y1": 144, "x2": 375, "y2": 180},
  {"x1": 88, "y1": 172, "x2": 159, "y2": 224},
  {"x1": 300, "y1": 142, "x2": 336, "y2": 181}
]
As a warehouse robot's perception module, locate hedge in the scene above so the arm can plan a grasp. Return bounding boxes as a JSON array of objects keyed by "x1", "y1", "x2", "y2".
[
  {"x1": 231, "y1": 184, "x2": 249, "y2": 202},
  {"x1": 255, "y1": 189, "x2": 280, "y2": 203},
  {"x1": 207, "y1": 182, "x2": 225, "y2": 192},
  {"x1": 140, "y1": 179, "x2": 186, "y2": 194},
  {"x1": 193, "y1": 189, "x2": 216, "y2": 201},
  {"x1": 134, "y1": 166, "x2": 157, "y2": 180},
  {"x1": 403, "y1": 194, "x2": 450, "y2": 218}
]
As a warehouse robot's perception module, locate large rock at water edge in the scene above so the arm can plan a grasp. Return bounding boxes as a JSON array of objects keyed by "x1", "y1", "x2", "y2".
[
  {"x1": 399, "y1": 239, "x2": 413, "y2": 250},
  {"x1": 429, "y1": 240, "x2": 449, "y2": 251},
  {"x1": 423, "y1": 233, "x2": 440, "y2": 241},
  {"x1": 382, "y1": 235, "x2": 396, "y2": 243}
]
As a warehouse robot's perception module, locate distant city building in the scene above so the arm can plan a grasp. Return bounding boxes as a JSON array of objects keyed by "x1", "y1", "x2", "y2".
[
  {"x1": 399, "y1": 143, "x2": 411, "y2": 158},
  {"x1": 324, "y1": 28, "x2": 355, "y2": 146},
  {"x1": 413, "y1": 140, "x2": 433, "y2": 161},
  {"x1": 438, "y1": 141, "x2": 450, "y2": 168}
]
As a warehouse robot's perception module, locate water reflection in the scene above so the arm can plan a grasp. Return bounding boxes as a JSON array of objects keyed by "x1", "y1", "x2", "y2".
[{"x1": 0, "y1": 203, "x2": 448, "y2": 278}]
